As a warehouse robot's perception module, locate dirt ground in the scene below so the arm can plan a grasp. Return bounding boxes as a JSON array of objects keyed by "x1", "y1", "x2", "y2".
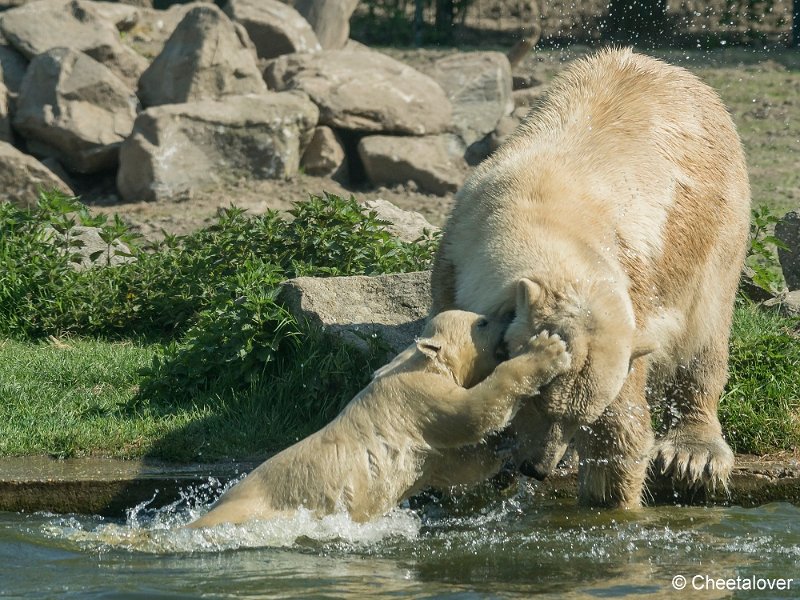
[
  {"x1": 89, "y1": 46, "x2": 800, "y2": 241},
  {"x1": 85, "y1": 45, "x2": 586, "y2": 240},
  {"x1": 91, "y1": 175, "x2": 456, "y2": 241}
]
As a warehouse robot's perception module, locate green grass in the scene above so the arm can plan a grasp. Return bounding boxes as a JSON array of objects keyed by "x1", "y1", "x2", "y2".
[
  {"x1": 0, "y1": 338, "x2": 205, "y2": 459},
  {"x1": 721, "y1": 300, "x2": 800, "y2": 455},
  {"x1": 0, "y1": 331, "x2": 383, "y2": 461}
]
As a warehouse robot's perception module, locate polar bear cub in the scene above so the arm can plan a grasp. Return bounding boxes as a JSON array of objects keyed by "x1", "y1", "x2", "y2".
[{"x1": 189, "y1": 310, "x2": 570, "y2": 527}]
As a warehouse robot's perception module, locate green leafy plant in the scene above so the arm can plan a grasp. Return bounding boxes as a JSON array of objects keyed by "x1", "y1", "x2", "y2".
[
  {"x1": 745, "y1": 205, "x2": 788, "y2": 295},
  {"x1": 136, "y1": 194, "x2": 437, "y2": 403},
  {"x1": 0, "y1": 191, "x2": 438, "y2": 339},
  {"x1": 1, "y1": 191, "x2": 439, "y2": 450}
]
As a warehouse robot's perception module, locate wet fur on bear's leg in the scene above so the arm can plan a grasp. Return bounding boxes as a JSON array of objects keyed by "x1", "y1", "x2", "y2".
[
  {"x1": 575, "y1": 368, "x2": 654, "y2": 509},
  {"x1": 653, "y1": 342, "x2": 734, "y2": 492}
]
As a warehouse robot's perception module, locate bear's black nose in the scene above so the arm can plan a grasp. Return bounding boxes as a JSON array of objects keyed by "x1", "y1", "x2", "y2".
[{"x1": 519, "y1": 460, "x2": 548, "y2": 481}]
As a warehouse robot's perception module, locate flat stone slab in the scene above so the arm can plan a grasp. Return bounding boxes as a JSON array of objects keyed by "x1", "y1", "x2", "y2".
[
  {"x1": 0, "y1": 454, "x2": 798, "y2": 516},
  {"x1": 279, "y1": 271, "x2": 432, "y2": 356}
]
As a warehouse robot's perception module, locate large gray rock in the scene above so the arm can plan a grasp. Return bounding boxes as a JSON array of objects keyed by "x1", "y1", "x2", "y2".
[
  {"x1": 0, "y1": 43, "x2": 27, "y2": 96},
  {"x1": 137, "y1": 4, "x2": 266, "y2": 107},
  {"x1": 224, "y1": 0, "x2": 320, "y2": 60},
  {"x1": 428, "y1": 52, "x2": 513, "y2": 147},
  {"x1": 266, "y1": 49, "x2": 452, "y2": 135},
  {"x1": 763, "y1": 290, "x2": 800, "y2": 316},
  {"x1": 280, "y1": 271, "x2": 431, "y2": 356},
  {"x1": 0, "y1": 0, "x2": 147, "y2": 88},
  {"x1": 0, "y1": 69, "x2": 10, "y2": 143},
  {"x1": 361, "y1": 199, "x2": 439, "y2": 243},
  {"x1": 92, "y1": 1, "x2": 142, "y2": 31},
  {"x1": 288, "y1": 0, "x2": 358, "y2": 50},
  {"x1": 776, "y1": 210, "x2": 800, "y2": 291},
  {"x1": 117, "y1": 92, "x2": 318, "y2": 202},
  {"x1": 358, "y1": 134, "x2": 466, "y2": 196},
  {"x1": 14, "y1": 48, "x2": 138, "y2": 174},
  {"x1": 300, "y1": 125, "x2": 345, "y2": 178},
  {"x1": 0, "y1": 140, "x2": 74, "y2": 207}
]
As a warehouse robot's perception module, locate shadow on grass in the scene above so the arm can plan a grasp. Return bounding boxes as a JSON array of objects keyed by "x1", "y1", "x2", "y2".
[{"x1": 127, "y1": 320, "x2": 416, "y2": 465}]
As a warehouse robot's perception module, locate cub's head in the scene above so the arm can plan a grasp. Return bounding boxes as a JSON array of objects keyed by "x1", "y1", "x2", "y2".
[
  {"x1": 416, "y1": 310, "x2": 508, "y2": 388},
  {"x1": 504, "y1": 278, "x2": 655, "y2": 479}
]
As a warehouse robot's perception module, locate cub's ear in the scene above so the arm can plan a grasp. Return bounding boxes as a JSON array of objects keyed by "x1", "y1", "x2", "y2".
[
  {"x1": 516, "y1": 278, "x2": 544, "y2": 313},
  {"x1": 372, "y1": 344, "x2": 417, "y2": 379},
  {"x1": 631, "y1": 331, "x2": 657, "y2": 359},
  {"x1": 416, "y1": 338, "x2": 443, "y2": 360}
]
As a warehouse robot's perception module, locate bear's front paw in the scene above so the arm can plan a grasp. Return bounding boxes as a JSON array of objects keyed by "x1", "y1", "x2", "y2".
[
  {"x1": 526, "y1": 331, "x2": 572, "y2": 377},
  {"x1": 652, "y1": 425, "x2": 734, "y2": 492}
]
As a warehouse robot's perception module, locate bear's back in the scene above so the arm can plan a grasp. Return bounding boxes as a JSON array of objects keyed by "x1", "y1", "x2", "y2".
[
  {"x1": 442, "y1": 48, "x2": 750, "y2": 325},
  {"x1": 489, "y1": 48, "x2": 749, "y2": 243}
]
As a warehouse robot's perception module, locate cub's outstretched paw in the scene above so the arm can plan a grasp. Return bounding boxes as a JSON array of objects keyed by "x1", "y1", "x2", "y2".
[
  {"x1": 525, "y1": 331, "x2": 572, "y2": 378},
  {"x1": 652, "y1": 426, "x2": 734, "y2": 492}
]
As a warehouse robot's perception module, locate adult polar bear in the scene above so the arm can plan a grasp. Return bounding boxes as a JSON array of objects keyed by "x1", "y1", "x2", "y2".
[{"x1": 431, "y1": 48, "x2": 750, "y2": 508}]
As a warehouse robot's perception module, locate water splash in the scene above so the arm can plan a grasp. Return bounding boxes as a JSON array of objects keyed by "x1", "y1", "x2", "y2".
[
  {"x1": 35, "y1": 475, "x2": 800, "y2": 571},
  {"x1": 40, "y1": 476, "x2": 421, "y2": 555}
]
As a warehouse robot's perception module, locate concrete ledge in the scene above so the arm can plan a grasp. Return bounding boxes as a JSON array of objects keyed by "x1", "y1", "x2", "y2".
[
  {"x1": 545, "y1": 455, "x2": 800, "y2": 508},
  {"x1": 0, "y1": 457, "x2": 257, "y2": 516},
  {"x1": 0, "y1": 455, "x2": 798, "y2": 517}
]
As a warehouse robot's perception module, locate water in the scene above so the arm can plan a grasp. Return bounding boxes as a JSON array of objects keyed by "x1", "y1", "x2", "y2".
[{"x1": 1, "y1": 480, "x2": 798, "y2": 599}]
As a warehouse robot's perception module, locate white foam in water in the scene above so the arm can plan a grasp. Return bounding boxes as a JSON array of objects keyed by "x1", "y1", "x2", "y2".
[{"x1": 41, "y1": 477, "x2": 421, "y2": 554}]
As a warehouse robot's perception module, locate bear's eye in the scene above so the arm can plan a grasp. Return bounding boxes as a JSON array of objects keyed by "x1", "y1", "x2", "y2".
[{"x1": 477, "y1": 318, "x2": 489, "y2": 328}]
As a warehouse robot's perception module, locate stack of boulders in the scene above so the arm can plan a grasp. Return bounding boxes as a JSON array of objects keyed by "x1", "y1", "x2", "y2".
[{"x1": 0, "y1": 0, "x2": 524, "y2": 206}]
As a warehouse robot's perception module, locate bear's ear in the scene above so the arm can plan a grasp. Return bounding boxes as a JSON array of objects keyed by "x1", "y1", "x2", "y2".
[
  {"x1": 631, "y1": 330, "x2": 657, "y2": 359},
  {"x1": 416, "y1": 338, "x2": 443, "y2": 361},
  {"x1": 516, "y1": 278, "x2": 544, "y2": 313},
  {"x1": 372, "y1": 344, "x2": 418, "y2": 379}
]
